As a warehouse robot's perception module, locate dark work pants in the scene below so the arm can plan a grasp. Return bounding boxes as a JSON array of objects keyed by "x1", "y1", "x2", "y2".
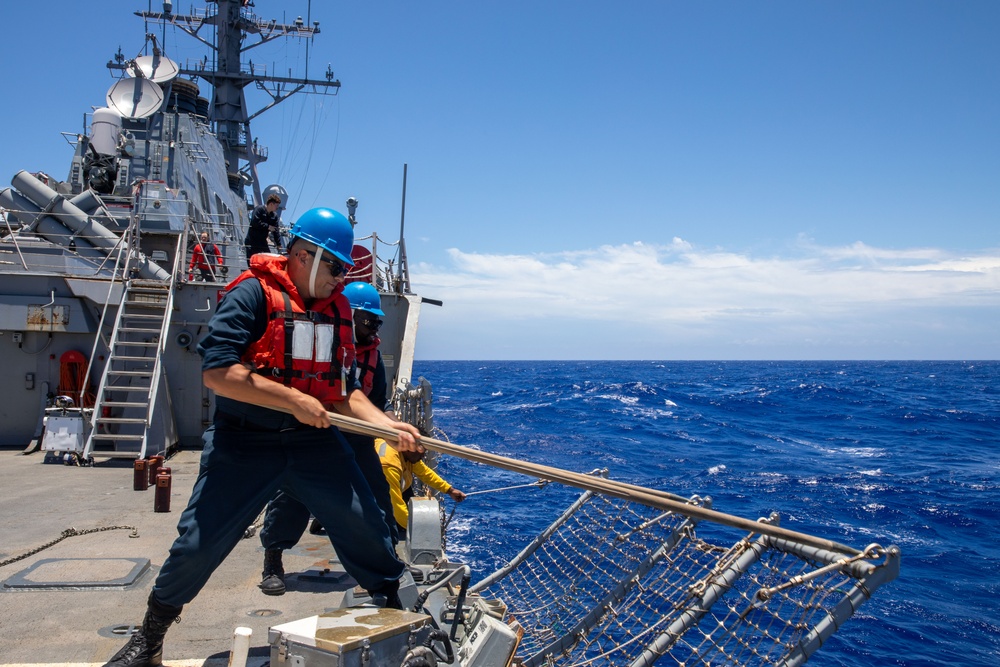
[
  {"x1": 151, "y1": 421, "x2": 403, "y2": 608},
  {"x1": 245, "y1": 244, "x2": 269, "y2": 268},
  {"x1": 261, "y1": 433, "x2": 399, "y2": 548}
]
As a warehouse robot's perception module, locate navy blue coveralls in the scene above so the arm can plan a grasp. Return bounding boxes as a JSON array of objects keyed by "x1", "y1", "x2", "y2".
[
  {"x1": 244, "y1": 204, "x2": 280, "y2": 262},
  {"x1": 260, "y1": 347, "x2": 399, "y2": 548},
  {"x1": 150, "y1": 280, "x2": 404, "y2": 608}
]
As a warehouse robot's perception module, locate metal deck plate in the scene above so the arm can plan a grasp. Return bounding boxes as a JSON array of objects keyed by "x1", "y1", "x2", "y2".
[{"x1": 2, "y1": 557, "x2": 150, "y2": 590}]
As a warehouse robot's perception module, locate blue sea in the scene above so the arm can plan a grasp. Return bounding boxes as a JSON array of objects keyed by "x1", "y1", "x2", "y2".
[{"x1": 412, "y1": 360, "x2": 999, "y2": 667}]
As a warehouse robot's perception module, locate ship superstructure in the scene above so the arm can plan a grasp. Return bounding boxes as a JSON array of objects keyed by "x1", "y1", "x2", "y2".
[{"x1": 0, "y1": 0, "x2": 424, "y2": 460}]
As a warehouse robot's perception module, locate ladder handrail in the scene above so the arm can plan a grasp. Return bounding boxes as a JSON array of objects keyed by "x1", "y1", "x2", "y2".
[
  {"x1": 83, "y1": 212, "x2": 142, "y2": 461},
  {"x1": 82, "y1": 269, "x2": 136, "y2": 458},
  {"x1": 80, "y1": 218, "x2": 135, "y2": 415},
  {"x1": 83, "y1": 211, "x2": 175, "y2": 460},
  {"x1": 141, "y1": 235, "x2": 183, "y2": 456}
]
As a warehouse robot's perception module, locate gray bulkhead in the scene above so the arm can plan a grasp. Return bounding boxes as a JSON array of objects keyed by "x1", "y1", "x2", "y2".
[{"x1": 0, "y1": 83, "x2": 250, "y2": 448}]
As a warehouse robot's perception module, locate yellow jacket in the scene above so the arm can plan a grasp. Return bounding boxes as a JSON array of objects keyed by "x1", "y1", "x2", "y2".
[{"x1": 376, "y1": 438, "x2": 453, "y2": 528}]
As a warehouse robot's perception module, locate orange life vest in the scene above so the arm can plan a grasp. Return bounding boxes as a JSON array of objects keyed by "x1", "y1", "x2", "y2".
[
  {"x1": 226, "y1": 254, "x2": 355, "y2": 404},
  {"x1": 355, "y1": 336, "x2": 380, "y2": 397}
]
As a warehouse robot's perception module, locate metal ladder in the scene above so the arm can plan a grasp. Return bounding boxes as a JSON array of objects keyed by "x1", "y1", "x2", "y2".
[{"x1": 83, "y1": 275, "x2": 177, "y2": 460}]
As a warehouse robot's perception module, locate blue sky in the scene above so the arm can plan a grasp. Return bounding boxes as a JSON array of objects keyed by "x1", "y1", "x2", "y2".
[{"x1": 1, "y1": 1, "x2": 997, "y2": 359}]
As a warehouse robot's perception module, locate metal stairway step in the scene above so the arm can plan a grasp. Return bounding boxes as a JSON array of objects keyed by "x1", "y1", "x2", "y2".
[
  {"x1": 124, "y1": 302, "x2": 168, "y2": 310},
  {"x1": 91, "y1": 433, "x2": 145, "y2": 441},
  {"x1": 122, "y1": 313, "x2": 166, "y2": 320},
  {"x1": 125, "y1": 295, "x2": 168, "y2": 303},
  {"x1": 85, "y1": 448, "x2": 142, "y2": 458},
  {"x1": 110, "y1": 355, "x2": 154, "y2": 362},
  {"x1": 101, "y1": 401, "x2": 148, "y2": 408},
  {"x1": 96, "y1": 417, "x2": 148, "y2": 425},
  {"x1": 129, "y1": 280, "x2": 171, "y2": 290},
  {"x1": 114, "y1": 341, "x2": 157, "y2": 347},
  {"x1": 107, "y1": 370, "x2": 153, "y2": 377}
]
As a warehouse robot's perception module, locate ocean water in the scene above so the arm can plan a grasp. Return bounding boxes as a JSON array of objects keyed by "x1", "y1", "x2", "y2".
[{"x1": 413, "y1": 360, "x2": 1000, "y2": 667}]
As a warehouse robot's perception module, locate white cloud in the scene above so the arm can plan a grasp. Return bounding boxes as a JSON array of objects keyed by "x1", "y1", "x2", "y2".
[
  {"x1": 807, "y1": 239, "x2": 946, "y2": 263},
  {"x1": 411, "y1": 240, "x2": 1000, "y2": 359}
]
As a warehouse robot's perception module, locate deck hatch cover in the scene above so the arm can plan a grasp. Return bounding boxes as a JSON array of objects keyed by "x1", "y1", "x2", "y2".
[{"x1": 2, "y1": 557, "x2": 150, "y2": 590}]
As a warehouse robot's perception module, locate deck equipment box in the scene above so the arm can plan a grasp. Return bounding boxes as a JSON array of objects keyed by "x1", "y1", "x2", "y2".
[{"x1": 269, "y1": 607, "x2": 430, "y2": 667}]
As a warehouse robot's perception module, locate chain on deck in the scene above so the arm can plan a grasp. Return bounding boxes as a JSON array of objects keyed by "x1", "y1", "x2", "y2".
[{"x1": 472, "y1": 491, "x2": 899, "y2": 667}]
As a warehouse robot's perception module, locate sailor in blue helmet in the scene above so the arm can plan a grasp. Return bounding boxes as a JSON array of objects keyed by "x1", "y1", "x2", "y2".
[
  {"x1": 102, "y1": 208, "x2": 423, "y2": 667},
  {"x1": 257, "y1": 280, "x2": 400, "y2": 595}
]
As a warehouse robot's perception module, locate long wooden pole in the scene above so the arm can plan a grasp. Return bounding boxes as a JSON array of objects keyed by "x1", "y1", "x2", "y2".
[{"x1": 321, "y1": 411, "x2": 861, "y2": 556}]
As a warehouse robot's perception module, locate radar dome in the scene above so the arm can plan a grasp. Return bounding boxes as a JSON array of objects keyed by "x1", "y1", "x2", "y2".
[{"x1": 89, "y1": 108, "x2": 123, "y2": 156}]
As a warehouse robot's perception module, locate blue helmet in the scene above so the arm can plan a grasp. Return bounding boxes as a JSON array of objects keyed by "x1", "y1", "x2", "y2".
[
  {"x1": 288, "y1": 208, "x2": 355, "y2": 265},
  {"x1": 343, "y1": 281, "x2": 385, "y2": 316}
]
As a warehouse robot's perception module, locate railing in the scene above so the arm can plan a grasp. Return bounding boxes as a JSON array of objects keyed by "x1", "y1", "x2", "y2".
[
  {"x1": 347, "y1": 231, "x2": 410, "y2": 294},
  {"x1": 0, "y1": 203, "x2": 132, "y2": 277},
  {"x1": 80, "y1": 214, "x2": 141, "y2": 423},
  {"x1": 393, "y1": 377, "x2": 435, "y2": 437},
  {"x1": 181, "y1": 211, "x2": 244, "y2": 284},
  {"x1": 2, "y1": 185, "x2": 247, "y2": 283},
  {"x1": 80, "y1": 218, "x2": 138, "y2": 412},
  {"x1": 142, "y1": 237, "x2": 184, "y2": 455}
]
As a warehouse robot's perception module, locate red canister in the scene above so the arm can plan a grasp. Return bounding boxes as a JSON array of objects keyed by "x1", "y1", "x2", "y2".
[
  {"x1": 133, "y1": 459, "x2": 149, "y2": 491},
  {"x1": 154, "y1": 467, "x2": 172, "y2": 513},
  {"x1": 147, "y1": 455, "x2": 164, "y2": 485}
]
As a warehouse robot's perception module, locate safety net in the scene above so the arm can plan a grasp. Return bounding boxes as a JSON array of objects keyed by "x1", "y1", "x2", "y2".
[{"x1": 470, "y1": 487, "x2": 899, "y2": 667}]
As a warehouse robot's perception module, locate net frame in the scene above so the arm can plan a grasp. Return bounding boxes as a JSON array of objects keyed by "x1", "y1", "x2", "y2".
[{"x1": 472, "y1": 489, "x2": 899, "y2": 667}]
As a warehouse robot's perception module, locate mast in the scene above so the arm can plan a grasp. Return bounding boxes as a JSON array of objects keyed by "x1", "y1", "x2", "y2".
[
  {"x1": 397, "y1": 164, "x2": 410, "y2": 293},
  {"x1": 112, "y1": 0, "x2": 340, "y2": 205}
]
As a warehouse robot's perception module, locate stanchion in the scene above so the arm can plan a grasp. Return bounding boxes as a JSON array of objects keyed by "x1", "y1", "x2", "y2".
[
  {"x1": 228, "y1": 626, "x2": 252, "y2": 667},
  {"x1": 147, "y1": 455, "x2": 164, "y2": 486},
  {"x1": 133, "y1": 459, "x2": 149, "y2": 491},
  {"x1": 154, "y1": 467, "x2": 172, "y2": 513}
]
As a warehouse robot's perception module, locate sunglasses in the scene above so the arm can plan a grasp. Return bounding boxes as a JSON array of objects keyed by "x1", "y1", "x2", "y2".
[
  {"x1": 304, "y1": 250, "x2": 347, "y2": 277},
  {"x1": 358, "y1": 317, "x2": 383, "y2": 331}
]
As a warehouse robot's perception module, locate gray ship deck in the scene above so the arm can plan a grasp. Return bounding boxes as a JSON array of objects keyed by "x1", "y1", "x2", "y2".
[{"x1": 0, "y1": 448, "x2": 352, "y2": 667}]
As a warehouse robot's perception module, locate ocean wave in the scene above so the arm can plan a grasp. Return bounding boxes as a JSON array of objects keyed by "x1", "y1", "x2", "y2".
[{"x1": 418, "y1": 359, "x2": 1000, "y2": 667}]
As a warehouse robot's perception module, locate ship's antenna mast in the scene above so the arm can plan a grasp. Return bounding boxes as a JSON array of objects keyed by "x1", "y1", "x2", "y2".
[
  {"x1": 305, "y1": 0, "x2": 312, "y2": 80},
  {"x1": 114, "y1": 0, "x2": 340, "y2": 205},
  {"x1": 397, "y1": 164, "x2": 409, "y2": 293}
]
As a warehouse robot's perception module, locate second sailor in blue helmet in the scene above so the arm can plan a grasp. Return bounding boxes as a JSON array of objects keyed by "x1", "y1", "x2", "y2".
[
  {"x1": 342, "y1": 282, "x2": 386, "y2": 398},
  {"x1": 100, "y1": 207, "x2": 427, "y2": 667},
  {"x1": 296, "y1": 280, "x2": 400, "y2": 544}
]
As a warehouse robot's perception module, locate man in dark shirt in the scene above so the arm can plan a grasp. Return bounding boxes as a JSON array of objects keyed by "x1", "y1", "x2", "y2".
[
  {"x1": 101, "y1": 207, "x2": 423, "y2": 667},
  {"x1": 244, "y1": 193, "x2": 281, "y2": 264}
]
